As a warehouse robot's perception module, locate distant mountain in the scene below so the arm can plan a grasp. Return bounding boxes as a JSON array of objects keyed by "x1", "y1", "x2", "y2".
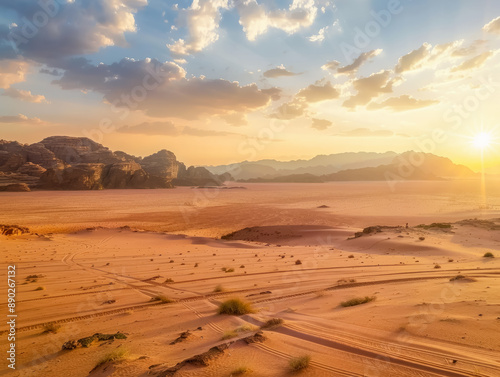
[
  {"x1": 235, "y1": 152, "x2": 477, "y2": 183},
  {"x1": 206, "y1": 152, "x2": 398, "y2": 179}
]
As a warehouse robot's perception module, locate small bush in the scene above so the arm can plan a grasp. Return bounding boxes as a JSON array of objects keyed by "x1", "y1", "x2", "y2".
[
  {"x1": 214, "y1": 284, "x2": 225, "y2": 293},
  {"x1": 341, "y1": 296, "x2": 376, "y2": 307},
  {"x1": 96, "y1": 347, "x2": 129, "y2": 367},
  {"x1": 222, "y1": 330, "x2": 238, "y2": 340},
  {"x1": 35, "y1": 286, "x2": 45, "y2": 291},
  {"x1": 218, "y1": 298, "x2": 254, "y2": 315},
  {"x1": 169, "y1": 260, "x2": 174, "y2": 263},
  {"x1": 240, "y1": 265, "x2": 245, "y2": 268},
  {"x1": 448, "y1": 259, "x2": 454, "y2": 262},
  {"x1": 231, "y1": 366, "x2": 251, "y2": 375},
  {"x1": 42, "y1": 323, "x2": 61, "y2": 334},
  {"x1": 434, "y1": 264, "x2": 441, "y2": 269},
  {"x1": 419, "y1": 237, "x2": 425, "y2": 241},
  {"x1": 483, "y1": 252, "x2": 494, "y2": 258},
  {"x1": 348, "y1": 255, "x2": 354, "y2": 258},
  {"x1": 261, "y1": 318, "x2": 284, "y2": 329},
  {"x1": 450, "y1": 275, "x2": 477, "y2": 282},
  {"x1": 295, "y1": 260, "x2": 302, "y2": 265},
  {"x1": 226, "y1": 268, "x2": 235, "y2": 273},
  {"x1": 164, "y1": 278, "x2": 174, "y2": 283},
  {"x1": 151, "y1": 295, "x2": 173, "y2": 303},
  {"x1": 289, "y1": 355, "x2": 311, "y2": 372}
]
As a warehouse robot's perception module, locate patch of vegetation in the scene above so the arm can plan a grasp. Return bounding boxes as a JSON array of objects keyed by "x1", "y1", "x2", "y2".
[
  {"x1": 214, "y1": 284, "x2": 225, "y2": 293},
  {"x1": 95, "y1": 347, "x2": 129, "y2": 367},
  {"x1": 434, "y1": 264, "x2": 441, "y2": 269},
  {"x1": 35, "y1": 286, "x2": 45, "y2": 291},
  {"x1": 419, "y1": 237, "x2": 425, "y2": 241},
  {"x1": 151, "y1": 295, "x2": 173, "y2": 303},
  {"x1": 449, "y1": 275, "x2": 477, "y2": 282},
  {"x1": 483, "y1": 252, "x2": 495, "y2": 258},
  {"x1": 295, "y1": 259, "x2": 302, "y2": 265},
  {"x1": 348, "y1": 255, "x2": 354, "y2": 258},
  {"x1": 231, "y1": 366, "x2": 251, "y2": 375},
  {"x1": 225, "y1": 268, "x2": 235, "y2": 273},
  {"x1": 289, "y1": 355, "x2": 311, "y2": 372},
  {"x1": 218, "y1": 298, "x2": 255, "y2": 315},
  {"x1": 261, "y1": 318, "x2": 284, "y2": 329},
  {"x1": 340, "y1": 296, "x2": 376, "y2": 307},
  {"x1": 416, "y1": 223, "x2": 452, "y2": 230},
  {"x1": 42, "y1": 323, "x2": 61, "y2": 334}
]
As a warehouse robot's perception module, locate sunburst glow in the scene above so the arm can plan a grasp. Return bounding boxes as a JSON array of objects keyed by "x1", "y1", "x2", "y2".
[{"x1": 472, "y1": 132, "x2": 492, "y2": 149}]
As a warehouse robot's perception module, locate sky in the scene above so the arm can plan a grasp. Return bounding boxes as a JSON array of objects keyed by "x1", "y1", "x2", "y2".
[{"x1": 0, "y1": 0, "x2": 500, "y2": 171}]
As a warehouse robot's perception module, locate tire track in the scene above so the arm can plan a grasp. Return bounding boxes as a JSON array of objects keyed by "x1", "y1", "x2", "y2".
[{"x1": 1, "y1": 275, "x2": 455, "y2": 335}]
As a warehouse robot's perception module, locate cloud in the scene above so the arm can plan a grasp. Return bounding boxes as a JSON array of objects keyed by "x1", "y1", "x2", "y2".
[
  {"x1": 2, "y1": 87, "x2": 48, "y2": 103},
  {"x1": 270, "y1": 99, "x2": 307, "y2": 120},
  {"x1": 311, "y1": 118, "x2": 332, "y2": 130},
  {"x1": 321, "y1": 61, "x2": 340, "y2": 71},
  {"x1": 309, "y1": 26, "x2": 328, "y2": 42},
  {"x1": 167, "y1": 0, "x2": 230, "y2": 56},
  {"x1": 451, "y1": 40, "x2": 487, "y2": 57},
  {"x1": 343, "y1": 70, "x2": 398, "y2": 109},
  {"x1": 336, "y1": 128, "x2": 394, "y2": 137},
  {"x1": 117, "y1": 121, "x2": 239, "y2": 137},
  {"x1": 54, "y1": 57, "x2": 276, "y2": 120},
  {"x1": 263, "y1": 65, "x2": 298, "y2": 78},
  {"x1": 0, "y1": 113, "x2": 42, "y2": 124},
  {"x1": 1, "y1": 0, "x2": 147, "y2": 61},
  {"x1": 368, "y1": 95, "x2": 439, "y2": 112},
  {"x1": 334, "y1": 49, "x2": 383, "y2": 75},
  {"x1": 0, "y1": 59, "x2": 30, "y2": 88},
  {"x1": 483, "y1": 16, "x2": 500, "y2": 34},
  {"x1": 218, "y1": 112, "x2": 248, "y2": 126},
  {"x1": 235, "y1": 0, "x2": 317, "y2": 41},
  {"x1": 450, "y1": 51, "x2": 495, "y2": 72},
  {"x1": 296, "y1": 81, "x2": 339, "y2": 102},
  {"x1": 395, "y1": 43, "x2": 432, "y2": 74}
]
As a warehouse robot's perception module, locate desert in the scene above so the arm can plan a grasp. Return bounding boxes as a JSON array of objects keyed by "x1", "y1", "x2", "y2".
[{"x1": 1, "y1": 181, "x2": 500, "y2": 377}]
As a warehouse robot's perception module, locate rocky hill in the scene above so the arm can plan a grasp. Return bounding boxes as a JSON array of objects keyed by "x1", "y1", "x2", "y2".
[{"x1": 0, "y1": 136, "x2": 228, "y2": 191}]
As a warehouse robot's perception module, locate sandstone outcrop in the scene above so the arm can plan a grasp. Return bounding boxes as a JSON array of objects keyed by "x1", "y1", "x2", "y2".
[{"x1": 0, "y1": 136, "x2": 227, "y2": 190}]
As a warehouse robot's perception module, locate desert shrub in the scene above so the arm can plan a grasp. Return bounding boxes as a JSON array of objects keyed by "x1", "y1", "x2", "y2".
[
  {"x1": 340, "y1": 296, "x2": 376, "y2": 307},
  {"x1": 448, "y1": 259, "x2": 454, "y2": 262},
  {"x1": 449, "y1": 275, "x2": 477, "y2": 282},
  {"x1": 194, "y1": 263, "x2": 199, "y2": 267},
  {"x1": 222, "y1": 330, "x2": 238, "y2": 340},
  {"x1": 419, "y1": 237, "x2": 425, "y2": 241},
  {"x1": 289, "y1": 355, "x2": 311, "y2": 372},
  {"x1": 95, "y1": 347, "x2": 129, "y2": 367},
  {"x1": 261, "y1": 318, "x2": 284, "y2": 329},
  {"x1": 483, "y1": 252, "x2": 494, "y2": 258},
  {"x1": 169, "y1": 260, "x2": 174, "y2": 263},
  {"x1": 151, "y1": 295, "x2": 173, "y2": 303},
  {"x1": 214, "y1": 284, "x2": 225, "y2": 293},
  {"x1": 35, "y1": 286, "x2": 45, "y2": 291},
  {"x1": 42, "y1": 323, "x2": 61, "y2": 334},
  {"x1": 231, "y1": 366, "x2": 251, "y2": 375},
  {"x1": 226, "y1": 268, "x2": 235, "y2": 273},
  {"x1": 348, "y1": 255, "x2": 354, "y2": 258},
  {"x1": 295, "y1": 260, "x2": 302, "y2": 265},
  {"x1": 218, "y1": 298, "x2": 254, "y2": 315},
  {"x1": 240, "y1": 265, "x2": 245, "y2": 268},
  {"x1": 221, "y1": 267, "x2": 227, "y2": 271},
  {"x1": 434, "y1": 264, "x2": 441, "y2": 269},
  {"x1": 164, "y1": 278, "x2": 174, "y2": 283}
]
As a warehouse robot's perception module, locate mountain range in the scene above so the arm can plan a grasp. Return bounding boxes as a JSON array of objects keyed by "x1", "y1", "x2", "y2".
[{"x1": 207, "y1": 152, "x2": 478, "y2": 183}]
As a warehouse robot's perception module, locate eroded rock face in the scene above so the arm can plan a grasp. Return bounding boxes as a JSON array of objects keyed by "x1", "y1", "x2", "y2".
[
  {"x1": 173, "y1": 162, "x2": 231, "y2": 187},
  {"x1": 0, "y1": 136, "x2": 184, "y2": 190},
  {"x1": 0, "y1": 183, "x2": 31, "y2": 192}
]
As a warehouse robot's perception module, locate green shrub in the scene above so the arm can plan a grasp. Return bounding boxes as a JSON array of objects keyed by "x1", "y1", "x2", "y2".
[
  {"x1": 483, "y1": 252, "x2": 494, "y2": 258},
  {"x1": 218, "y1": 298, "x2": 254, "y2": 315},
  {"x1": 95, "y1": 347, "x2": 129, "y2": 367},
  {"x1": 150, "y1": 295, "x2": 173, "y2": 303},
  {"x1": 340, "y1": 296, "x2": 376, "y2": 307},
  {"x1": 42, "y1": 323, "x2": 61, "y2": 334},
  {"x1": 261, "y1": 318, "x2": 284, "y2": 329},
  {"x1": 231, "y1": 366, "x2": 251, "y2": 375},
  {"x1": 35, "y1": 286, "x2": 45, "y2": 291},
  {"x1": 289, "y1": 355, "x2": 311, "y2": 372}
]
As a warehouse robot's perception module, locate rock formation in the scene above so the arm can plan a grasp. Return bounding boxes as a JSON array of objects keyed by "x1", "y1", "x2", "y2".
[{"x1": 0, "y1": 136, "x2": 229, "y2": 190}]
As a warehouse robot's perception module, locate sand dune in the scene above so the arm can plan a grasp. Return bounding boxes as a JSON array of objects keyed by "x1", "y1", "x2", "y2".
[{"x1": 1, "y1": 182, "x2": 500, "y2": 376}]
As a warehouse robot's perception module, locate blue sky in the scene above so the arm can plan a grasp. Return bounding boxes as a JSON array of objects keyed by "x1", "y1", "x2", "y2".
[{"x1": 0, "y1": 0, "x2": 499, "y2": 169}]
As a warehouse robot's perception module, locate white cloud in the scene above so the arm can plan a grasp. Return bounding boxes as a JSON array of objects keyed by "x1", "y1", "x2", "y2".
[
  {"x1": 167, "y1": 0, "x2": 230, "y2": 56},
  {"x1": 235, "y1": 0, "x2": 318, "y2": 41},
  {"x1": 0, "y1": 60, "x2": 30, "y2": 89},
  {"x1": 2, "y1": 87, "x2": 49, "y2": 103},
  {"x1": 483, "y1": 16, "x2": 500, "y2": 34}
]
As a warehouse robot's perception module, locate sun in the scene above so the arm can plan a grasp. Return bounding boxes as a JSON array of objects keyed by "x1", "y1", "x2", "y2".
[{"x1": 472, "y1": 132, "x2": 492, "y2": 149}]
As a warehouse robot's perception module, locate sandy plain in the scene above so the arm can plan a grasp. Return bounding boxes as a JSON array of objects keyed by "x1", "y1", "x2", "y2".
[{"x1": 1, "y1": 181, "x2": 500, "y2": 377}]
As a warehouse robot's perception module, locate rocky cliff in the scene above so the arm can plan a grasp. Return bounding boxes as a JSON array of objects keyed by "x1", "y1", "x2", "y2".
[{"x1": 0, "y1": 136, "x2": 228, "y2": 191}]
